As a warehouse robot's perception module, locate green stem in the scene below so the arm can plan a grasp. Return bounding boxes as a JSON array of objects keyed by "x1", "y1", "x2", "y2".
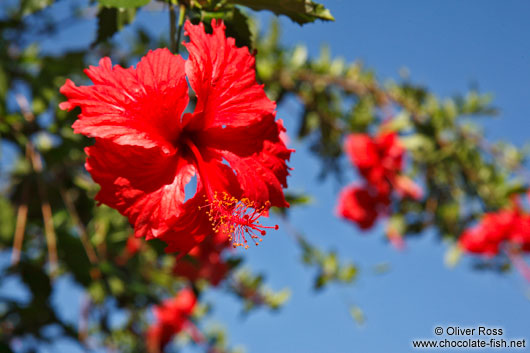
[
  {"x1": 175, "y1": 4, "x2": 186, "y2": 53},
  {"x1": 169, "y1": 3, "x2": 177, "y2": 52}
]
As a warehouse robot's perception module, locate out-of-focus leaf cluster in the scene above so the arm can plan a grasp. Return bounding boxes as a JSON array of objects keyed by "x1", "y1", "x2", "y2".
[
  {"x1": 297, "y1": 234, "x2": 358, "y2": 290},
  {"x1": 228, "y1": 269, "x2": 291, "y2": 313}
]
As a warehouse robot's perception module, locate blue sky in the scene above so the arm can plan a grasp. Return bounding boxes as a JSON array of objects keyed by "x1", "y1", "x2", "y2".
[{"x1": 2, "y1": 1, "x2": 530, "y2": 352}]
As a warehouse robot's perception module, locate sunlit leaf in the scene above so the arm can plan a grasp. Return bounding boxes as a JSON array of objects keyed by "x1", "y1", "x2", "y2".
[
  {"x1": 228, "y1": 0, "x2": 334, "y2": 25},
  {"x1": 98, "y1": 0, "x2": 150, "y2": 8}
]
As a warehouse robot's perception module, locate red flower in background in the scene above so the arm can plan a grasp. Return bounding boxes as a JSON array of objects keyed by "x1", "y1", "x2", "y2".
[
  {"x1": 146, "y1": 288, "x2": 197, "y2": 353},
  {"x1": 459, "y1": 211, "x2": 515, "y2": 256},
  {"x1": 336, "y1": 185, "x2": 382, "y2": 230},
  {"x1": 173, "y1": 232, "x2": 230, "y2": 286},
  {"x1": 125, "y1": 235, "x2": 143, "y2": 255},
  {"x1": 338, "y1": 131, "x2": 421, "y2": 230},
  {"x1": 457, "y1": 196, "x2": 530, "y2": 281},
  {"x1": 344, "y1": 132, "x2": 404, "y2": 197},
  {"x1": 115, "y1": 235, "x2": 144, "y2": 265},
  {"x1": 459, "y1": 208, "x2": 530, "y2": 256},
  {"x1": 60, "y1": 20, "x2": 292, "y2": 255}
]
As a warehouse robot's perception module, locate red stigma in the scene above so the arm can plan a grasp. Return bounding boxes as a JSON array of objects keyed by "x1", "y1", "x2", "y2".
[{"x1": 202, "y1": 192, "x2": 278, "y2": 249}]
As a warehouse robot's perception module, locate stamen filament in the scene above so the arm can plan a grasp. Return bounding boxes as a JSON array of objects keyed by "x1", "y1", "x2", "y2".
[{"x1": 203, "y1": 192, "x2": 278, "y2": 249}]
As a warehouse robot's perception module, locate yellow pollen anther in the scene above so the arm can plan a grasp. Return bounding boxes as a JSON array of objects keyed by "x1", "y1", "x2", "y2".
[{"x1": 203, "y1": 192, "x2": 279, "y2": 249}]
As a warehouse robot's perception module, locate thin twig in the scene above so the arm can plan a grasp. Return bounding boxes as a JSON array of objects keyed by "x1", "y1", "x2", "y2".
[
  {"x1": 28, "y1": 143, "x2": 58, "y2": 274},
  {"x1": 10, "y1": 94, "x2": 34, "y2": 265},
  {"x1": 78, "y1": 294, "x2": 91, "y2": 344},
  {"x1": 60, "y1": 187, "x2": 99, "y2": 264},
  {"x1": 15, "y1": 94, "x2": 58, "y2": 275},
  {"x1": 15, "y1": 94, "x2": 35, "y2": 123},
  {"x1": 11, "y1": 183, "x2": 29, "y2": 265}
]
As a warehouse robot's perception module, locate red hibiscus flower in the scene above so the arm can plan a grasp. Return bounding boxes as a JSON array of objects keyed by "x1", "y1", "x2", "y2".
[
  {"x1": 344, "y1": 132, "x2": 404, "y2": 197},
  {"x1": 115, "y1": 235, "x2": 144, "y2": 265},
  {"x1": 59, "y1": 20, "x2": 292, "y2": 254},
  {"x1": 173, "y1": 232, "x2": 230, "y2": 286},
  {"x1": 344, "y1": 131, "x2": 421, "y2": 199},
  {"x1": 458, "y1": 201, "x2": 530, "y2": 281},
  {"x1": 338, "y1": 131, "x2": 421, "y2": 231},
  {"x1": 336, "y1": 185, "x2": 381, "y2": 230},
  {"x1": 146, "y1": 288, "x2": 197, "y2": 353},
  {"x1": 125, "y1": 235, "x2": 143, "y2": 255},
  {"x1": 459, "y1": 210, "x2": 518, "y2": 256}
]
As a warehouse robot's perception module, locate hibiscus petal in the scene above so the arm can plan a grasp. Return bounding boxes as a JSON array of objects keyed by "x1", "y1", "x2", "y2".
[
  {"x1": 394, "y1": 174, "x2": 423, "y2": 200},
  {"x1": 85, "y1": 139, "x2": 194, "y2": 240},
  {"x1": 344, "y1": 133, "x2": 380, "y2": 170},
  {"x1": 60, "y1": 49, "x2": 188, "y2": 153},
  {"x1": 376, "y1": 131, "x2": 404, "y2": 171},
  {"x1": 148, "y1": 288, "x2": 197, "y2": 351},
  {"x1": 202, "y1": 119, "x2": 292, "y2": 208},
  {"x1": 221, "y1": 152, "x2": 289, "y2": 208},
  {"x1": 197, "y1": 115, "x2": 280, "y2": 158},
  {"x1": 336, "y1": 185, "x2": 380, "y2": 230},
  {"x1": 183, "y1": 20, "x2": 276, "y2": 130},
  {"x1": 258, "y1": 120, "x2": 293, "y2": 189},
  {"x1": 159, "y1": 192, "x2": 211, "y2": 255}
]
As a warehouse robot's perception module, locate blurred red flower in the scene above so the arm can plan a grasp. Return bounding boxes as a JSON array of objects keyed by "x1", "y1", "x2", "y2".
[
  {"x1": 115, "y1": 235, "x2": 144, "y2": 265},
  {"x1": 146, "y1": 288, "x2": 197, "y2": 353},
  {"x1": 125, "y1": 235, "x2": 143, "y2": 255},
  {"x1": 459, "y1": 209, "x2": 530, "y2": 256},
  {"x1": 173, "y1": 232, "x2": 230, "y2": 286},
  {"x1": 60, "y1": 20, "x2": 292, "y2": 255},
  {"x1": 339, "y1": 131, "x2": 421, "y2": 230},
  {"x1": 336, "y1": 185, "x2": 381, "y2": 230},
  {"x1": 344, "y1": 132, "x2": 404, "y2": 197}
]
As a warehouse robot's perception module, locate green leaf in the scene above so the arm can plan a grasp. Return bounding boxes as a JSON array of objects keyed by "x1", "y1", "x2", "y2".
[
  {"x1": 0, "y1": 341, "x2": 14, "y2": 353},
  {"x1": 322, "y1": 252, "x2": 338, "y2": 274},
  {"x1": 224, "y1": 7, "x2": 253, "y2": 49},
  {"x1": 265, "y1": 288, "x2": 291, "y2": 309},
  {"x1": 0, "y1": 196, "x2": 15, "y2": 243},
  {"x1": 444, "y1": 244, "x2": 462, "y2": 268},
  {"x1": 0, "y1": 67, "x2": 8, "y2": 98},
  {"x1": 400, "y1": 134, "x2": 435, "y2": 154},
  {"x1": 98, "y1": 0, "x2": 150, "y2": 8},
  {"x1": 19, "y1": 0, "x2": 55, "y2": 16},
  {"x1": 199, "y1": 7, "x2": 254, "y2": 48},
  {"x1": 108, "y1": 276, "x2": 125, "y2": 295},
  {"x1": 285, "y1": 192, "x2": 313, "y2": 206},
  {"x1": 88, "y1": 281, "x2": 106, "y2": 304},
  {"x1": 93, "y1": 6, "x2": 137, "y2": 46},
  {"x1": 338, "y1": 265, "x2": 357, "y2": 283},
  {"x1": 56, "y1": 230, "x2": 92, "y2": 286},
  {"x1": 275, "y1": 191, "x2": 313, "y2": 215},
  {"x1": 228, "y1": 0, "x2": 334, "y2": 25},
  {"x1": 16, "y1": 261, "x2": 52, "y2": 304},
  {"x1": 349, "y1": 305, "x2": 365, "y2": 326}
]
